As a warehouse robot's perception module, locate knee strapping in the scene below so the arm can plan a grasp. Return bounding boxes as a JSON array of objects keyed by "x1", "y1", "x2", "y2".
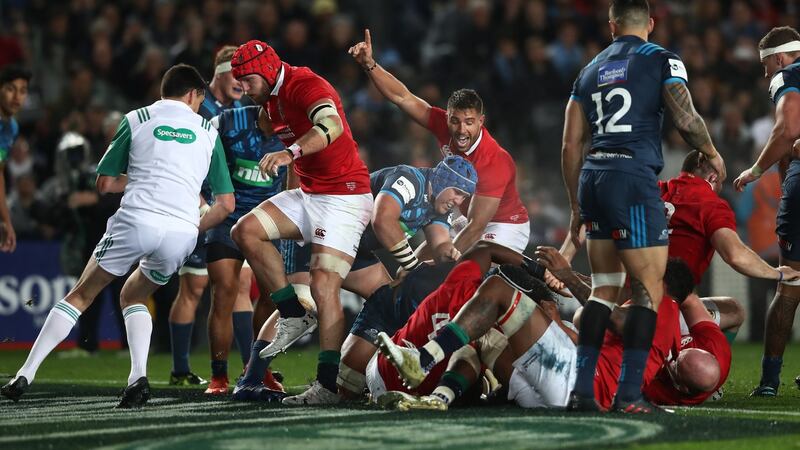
[
  {"x1": 588, "y1": 296, "x2": 616, "y2": 311},
  {"x1": 337, "y1": 363, "x2": 367, "y2": 394},
  {"x1": 310, "y1": 253, "x2": 352, "y2": 279},
  {"x1": 591, "y1": 272, "x2": 626, "y2": 288},
  {"x1": 292, "y1": 283, "x2": 316, "y2": 312},
  {"x1": 249, "y1": 208, "x2": 281, "y2": 240},
  {"x1": 475, "y1": 328, "x2": 508, "y2": 371},
  {"x1": 449, "y1": 345, "x2": 480, "y2": 375},
  {"x1": 495, "y1": 289, "x2": 537, "y2": 336}
]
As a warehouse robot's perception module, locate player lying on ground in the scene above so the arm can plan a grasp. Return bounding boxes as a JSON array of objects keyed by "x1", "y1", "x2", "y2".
[{"x1": 1, "y1": 64, "x2": 235, "y2": 408}]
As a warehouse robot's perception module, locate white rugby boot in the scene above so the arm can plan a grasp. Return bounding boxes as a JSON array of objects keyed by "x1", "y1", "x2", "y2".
[
  {"x1": 375, "y1": 332, "x2": 427, "y2": 389},
  {"x1": 281, "y1": 381, "x2": 340, "y2": 406},
  {"x1": 259, "y1": 311, "x2": 318, "y2": 359}
]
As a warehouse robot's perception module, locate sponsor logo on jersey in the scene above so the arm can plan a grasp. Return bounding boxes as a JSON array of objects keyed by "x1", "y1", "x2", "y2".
[
  {"x1": 668, "y1": 58, "x2": 688, "y2": 81},
  {"x1": 149, "y1": 270, "x2": 171, "y2": 283},
  {"x1": 779, "y1": 237, "x2": 793, "y2": 252},
  {"x1": 391, "y1": 176, "x2": 416, "y2": 204},
  {"x1": 345, "y1": 181, "x2": 357, "y2": 191},
  {"x1": 585, "y1": 221, "x2": 600, "y2": 232},
  {"x1": 153, "y1": 126, "x2": 197, "y2": 144},
  {"x1": 769, "y1": 72, "x2": 786, "y2": 101},
  {"x1": 233, "y1": 158, "x2": 274, "y2": 187},
  {"x1": 315, "y1": 227, "x2": 326, "y2": 239},
  {"x1": 598, "y1": 59, "x2": 629, "y2": 87},
  {"x1": 658, "y1": 228, "x2": 669, "y2": 240}
]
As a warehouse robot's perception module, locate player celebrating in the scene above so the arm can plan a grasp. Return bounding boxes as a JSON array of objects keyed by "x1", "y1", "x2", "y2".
[
  {"x1": 1, "y1": 64, "x2": 235, "y2": 407},
  {"x1": 0, "y1": 65, "x2": 30, "y2": 252},
  {"x1": 561, "y1": 0, "x2": 724, "y2": 412},
  {"x1": 733, "y1": 26, "x2": 800, "y2": 397},
  {"x1": 203, "y1": 105, "x2": 288, "y2": 394},
  {"x1": 167, "y1": 46, "x2": 246, "y2": 388},
  {"x1": 349, "y1": 30, "x2": 529, "y2": 254},
  {"x1": 229, "y1": 40, "x2": 373, "y2": 405}
]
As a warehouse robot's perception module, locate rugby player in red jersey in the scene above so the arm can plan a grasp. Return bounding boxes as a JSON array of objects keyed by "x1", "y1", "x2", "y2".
[
  {"x1": 349, "y1": 30, "x2": 530, "y2": 254},
  {"x1": 228, "y1": 40, "x2": 373, "y2": 405}
]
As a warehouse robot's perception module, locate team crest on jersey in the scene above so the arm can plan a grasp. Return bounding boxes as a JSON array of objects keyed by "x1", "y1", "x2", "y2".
[
  {"x1": 315, "y1": 227, "x2": 326, "y2": 239},
  {"x1": 598, "y1": 60, "x2": 629, "y2": 87},
  {"x1": 391, "y1": 177, "x2": 416, "y2": 204}
]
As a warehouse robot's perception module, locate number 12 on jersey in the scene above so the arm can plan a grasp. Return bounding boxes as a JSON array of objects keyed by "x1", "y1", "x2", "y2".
[{"x1": 591, "y1": 87, "x2": 632, "y2": 134}]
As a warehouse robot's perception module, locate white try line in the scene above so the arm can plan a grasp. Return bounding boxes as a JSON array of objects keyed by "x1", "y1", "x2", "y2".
[{"x1": 676, "y1": 406, "x2": 800, "y2": 418}]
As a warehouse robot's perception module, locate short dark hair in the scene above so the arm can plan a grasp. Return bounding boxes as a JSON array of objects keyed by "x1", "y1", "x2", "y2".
[
  {"x1": 759, "y1": 26, "x2": 800, "y2": 54},
  {"x1": 664, "y1": 257, "x2": 695, "y2": 303},
  {"x1": 0, "y1": 65, "x2": 32, "y2": 87},
  {"x1": 681, "y1": 150, "x2": 716, "y2": 176},
  {"x1": 160, "y1": 64, "x2": 206, "y2": 98},
  {"x1": 609, "y1": 0, "x2": 650, "y2": 28},
  {"x1": 447, "y1": 89, "x2": 484, "y2": 114}
]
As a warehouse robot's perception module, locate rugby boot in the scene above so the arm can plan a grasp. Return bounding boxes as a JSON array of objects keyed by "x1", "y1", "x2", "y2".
[
  {"x1": 263, "y1": 368, "x2": 285, "y2": 392},
  {"x1": 750, "y1": 384, "x2": 778, "y2": 397},
  {"x1": 259, "y1": 311, "x2": 318, "y2": 359},
  {"x1": 611, "y1": 396, "x2": 671, "y2": 414},
  {"x1": 796, "y1": 375, "x2": 800, "y2": 390},
  {"x1": 375, "y1": 390, "x2": 419, "y2": 409},
  {"x1": 116, "y1": 377, "x2": 151, "y2": 409},
  {"x1": 232, "y1": 381, "x2": 259, "y2": 401},
  {"x1": 1, "y1": 376, "x2": 29, "y2": 402},
  {"x1": 169, "y1": 371, "x2": 208, "y2": 386},
  {"x1": 565, "y1": 391, "x2": 603, "y2": 412},
  {"x1": 398, "y1": 393, "x2": 449, "y2": 412},
  {"x1": 253, "y1": 385, "x2": 288, "y2": 403},
  {"x1": 375, "y1": 332, "x2": 426, "y2": 389},
  {"x1": 282, "y1": 381, "x2": 340, "y2": 406},
  {"x1": 203, "y1": 375, "x2": 229, "y2": 395}
]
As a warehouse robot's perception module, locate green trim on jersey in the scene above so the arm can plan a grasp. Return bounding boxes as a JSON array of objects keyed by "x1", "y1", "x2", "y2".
[
  {"x1": 0, "y1": 147, "x2": 7, "y2": 163},
  {"x1": 208, "y1": 136, "x2": 234, "y2": 195},
  {"x1": 97, "y1": 117, "x2": 131, "y2": 176},
  {"x1": 135, "y1": 107, "x2": 151, "y2": 124}
]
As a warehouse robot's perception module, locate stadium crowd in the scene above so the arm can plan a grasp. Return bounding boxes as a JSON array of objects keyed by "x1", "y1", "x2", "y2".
[{"x1": 2, "y1": 0, "x2": 796, "y2": 253}]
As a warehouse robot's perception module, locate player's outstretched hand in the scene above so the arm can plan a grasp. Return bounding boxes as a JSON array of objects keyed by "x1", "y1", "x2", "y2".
[
  {"x1": 535, "y1": 246, "x2": 573, "y2": 297},
  {"x1": 348, "y1": 29, "x2": 375, "y2": 69},
  {"x1": 778, "y1": 265, "x2": 800, "y2": 282},
  {"x1": 733, "y1": 166, "x2": 761, "y2": 192},
  {"x1": 259, "y1": 150, "x2": 292, "y2": 178},
  {"x1": 708, "y1": 151, "x2": 726, "y2": 182}
]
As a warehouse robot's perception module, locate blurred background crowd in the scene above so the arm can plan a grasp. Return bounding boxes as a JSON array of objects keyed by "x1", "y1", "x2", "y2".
[{"x1": 1, "y1": 0, "x2": 797, "y2": 339}]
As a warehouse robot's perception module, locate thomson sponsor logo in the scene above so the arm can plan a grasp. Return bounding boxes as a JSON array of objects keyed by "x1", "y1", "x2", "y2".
[{"x1": 153, "y1": 126, "x2": 197, "y2": 144}]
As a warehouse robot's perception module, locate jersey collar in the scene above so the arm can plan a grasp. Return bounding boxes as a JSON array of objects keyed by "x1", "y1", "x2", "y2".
[
  {"x1": 614, "y1": 35, "x2": 646, "y2": 44},
  {"x1": 463, "y1": 129, "x2": 483, "y2": 156},
  {"x1": 270, "y1": 64, "x2": 286, "y2": 97},
  {"x1": 156, "y1": 98, "x2": 194, "y2": 112}
]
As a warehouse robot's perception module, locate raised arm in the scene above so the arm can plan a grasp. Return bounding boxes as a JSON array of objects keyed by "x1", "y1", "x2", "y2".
[
  {"x1": 348, "y1": 29, "x2": 432, "y2": 127},
  {"x1": 662, "y1": 82, "x2": 726, "y2": 180}
]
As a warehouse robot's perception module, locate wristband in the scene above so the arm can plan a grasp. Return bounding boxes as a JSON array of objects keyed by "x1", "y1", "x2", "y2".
[
  {"x1": 521, "y1": 255, "x2": 546, "y2": 280},
  {"x1": 364, "y1": 61, "x2": 377, "y2": 72},
  {"x1": 287, "y1": 143, "x2": 303, "y2": 160},
  {"x1": 751, "y1": 164, "x2": 764, "y2": 178}
]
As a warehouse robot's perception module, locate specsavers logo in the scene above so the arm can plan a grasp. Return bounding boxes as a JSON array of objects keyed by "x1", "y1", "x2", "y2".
[
  {"x1": 153, "y1": 126, "x2": 197, "y2": 144},
  {"x1": 233, "y1": 158, "x2": 274, "y2": 187}
]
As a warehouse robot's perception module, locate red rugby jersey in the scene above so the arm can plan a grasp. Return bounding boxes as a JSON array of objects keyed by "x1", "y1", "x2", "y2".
[
  {"x1": 266, "y1": 63, "x2": 370, "y2": 195},
  {"x1": 427, "y1": 107, "x2": 528, "y2": 224},
  {"x1": 377, "y1": 259, "x2": 483, "y2": 395},
  {"x1": 660, "y1": 173, "x2": 737, "y2": 284}
]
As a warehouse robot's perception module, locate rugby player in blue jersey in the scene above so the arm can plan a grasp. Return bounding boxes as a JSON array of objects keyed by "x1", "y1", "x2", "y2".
[
  {"x1": 0, "y1": 65, "x2": 30, "y2": 253},
  {"x1": 733, "y1": 26, "x2": 800, "y2": 397},
  {"x1": 202, "y1": 105, "x2": 288, "y2": 394},
  {"x1": 562, "y1": 0, "x2": 725, "y2": 413},
  {"x1": 167, "y1": 46, "x2": 246, "y2": 388}
]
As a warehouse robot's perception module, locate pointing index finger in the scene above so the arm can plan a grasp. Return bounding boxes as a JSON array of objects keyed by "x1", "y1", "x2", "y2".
[{"x1": 365, "y1": 28, "x2": 371, "y2": 47}]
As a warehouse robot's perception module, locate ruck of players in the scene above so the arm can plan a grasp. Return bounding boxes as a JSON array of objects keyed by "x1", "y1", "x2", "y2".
[{"x1": 4, "y1": 0, "x2": 800, "y2": 421}]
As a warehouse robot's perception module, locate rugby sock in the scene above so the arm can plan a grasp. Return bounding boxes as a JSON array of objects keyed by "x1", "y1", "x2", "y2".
[
  {"x1": 271, "y1": 285, "x2": 306, "y2": 318},
  {"x1": 759, "y1": 356, "x2": 783, "y2": 388},
  {"x1": 241, "y1": 340, "x2": 271, "y2": 385},
  {"x1": 573, "y1": 301, "x2": 613, "y2": 398},
  {"x1": 420, "y1": 322, "x2": 470, "y2": 371},
  {"x1": 211, "y1": 359, "x2": 228, "y2": 379},
  {"x1": 436, "y1": 371, "x2": 470, "y2": 404},
  {"x1": 724, "y1": 330, "x2": 738, "y2": 346},
  {"x1": 17, "y1": 300, "x2": 81, "y2": 383},
  {"x1": 317, "y1": 350, "x2": 340, "y2": 392},
  {"x1": 169, "y1": 321, "x2": 193, "y2": 375},
  {"x1": 616, "y1": 306, "x2": 657, "y2": 402},
  {"x1": 232, "y1": 311, "x2": 254, "y2": 366},
  {"x1": 123, "y1": 304, "x2": 153, "y2": 386}
]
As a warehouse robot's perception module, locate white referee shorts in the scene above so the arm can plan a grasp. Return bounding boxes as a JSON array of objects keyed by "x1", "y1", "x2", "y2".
[
  {"x1": 269, "y1": 188, "x2": 373, "y2": 258},
  {"x1": 507, "y1": 321, "x2": 577, "y2": 408},
  {"x1": 93, "y1": 207, "x2": 198, "y2": 285},
  {"x1": 481, "y1": 221, "x2": 531, "y2": 253}
]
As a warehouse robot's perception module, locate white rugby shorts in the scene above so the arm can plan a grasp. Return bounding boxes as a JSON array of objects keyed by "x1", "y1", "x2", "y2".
[
  {"x1": 481, "y1": 221, "x2": 531, "y2": 253},
  {"x1": 93, "y1": 207, "x2": 198, "y2": 285},
  {"x1": 507, "y1": 321, "x2": 577, "y2": 408},
  {"x1": 269, "y1": 188, "x2": 373, "y2": 258}
]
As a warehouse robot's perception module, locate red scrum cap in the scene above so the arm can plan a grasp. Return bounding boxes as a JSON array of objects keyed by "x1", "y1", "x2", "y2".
[{"x1": 231, "y1": 40, "x2": 282, "y2": 85}]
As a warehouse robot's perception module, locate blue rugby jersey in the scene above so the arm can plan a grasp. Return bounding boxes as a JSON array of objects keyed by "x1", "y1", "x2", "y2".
[
  {"x1": 371, "y1": 165, "x2": 450, "y2": 237},
  {"x1": 570, "y1": 35, "x2": 688, "y2": 177},
  {"x1": 215, "y1": 105, "x2": 286, "y2": 220},
  {"x1": 768, "y1": 57, "x2": 800, "y2": 180},
  {"x1": 0, "y1": 116, "x2": 19, "y2": 163}
]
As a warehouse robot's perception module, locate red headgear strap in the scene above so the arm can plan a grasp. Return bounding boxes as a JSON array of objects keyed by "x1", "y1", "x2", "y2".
[{"x1": 231, "y1": 40, "x2": 282, "y2": 85}]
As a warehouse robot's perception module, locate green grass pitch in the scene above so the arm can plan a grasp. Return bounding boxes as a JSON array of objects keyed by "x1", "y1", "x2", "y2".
[{"x1": 1, "y1": 343, "x2": 800, "y2": 449}]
